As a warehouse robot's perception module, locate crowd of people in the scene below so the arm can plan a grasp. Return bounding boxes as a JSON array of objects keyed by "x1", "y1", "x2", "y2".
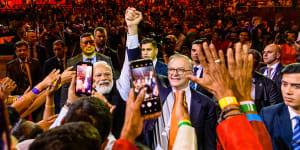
[{"x1": 0, "y1": 0, "x2": 300, "y2": 150}]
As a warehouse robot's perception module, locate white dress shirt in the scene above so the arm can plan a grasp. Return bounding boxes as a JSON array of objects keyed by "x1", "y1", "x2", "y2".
[
  {"x1": 263, "y1": 62, "x2": 280, "y2": 79},
  {"x1": 288, "y1": 106, "x2": 300, "y2": 132}
]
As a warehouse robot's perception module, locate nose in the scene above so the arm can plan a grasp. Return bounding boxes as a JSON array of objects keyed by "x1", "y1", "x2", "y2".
[{"x1": 284, "y1": 85, "x2": 293, "y2": 95}]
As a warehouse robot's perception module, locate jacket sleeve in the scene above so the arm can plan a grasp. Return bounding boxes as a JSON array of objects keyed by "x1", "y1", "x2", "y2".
[
  {"x1": 173, "y1": 125, "x2": 197, "y2": 150},
  {"x1": 112, "y1": 139, "x2": 138, "y2": 150}
]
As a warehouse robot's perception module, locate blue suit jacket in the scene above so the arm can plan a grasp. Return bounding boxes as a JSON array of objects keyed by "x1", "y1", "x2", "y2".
[{"x1": 259, "y1": 103, "x2": 293, "y2": 150}]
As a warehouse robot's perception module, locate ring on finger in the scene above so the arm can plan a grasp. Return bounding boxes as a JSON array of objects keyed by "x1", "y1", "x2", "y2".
[{"x1": 214, "y1": 59, "x2": 221, "y2": 63}]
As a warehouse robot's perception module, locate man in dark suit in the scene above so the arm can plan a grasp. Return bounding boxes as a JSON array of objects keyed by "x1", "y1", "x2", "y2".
[
  {"x1": 259, "y1": 44, "x2": 284, "y2": 98},
  {"x1": 125, "y1": 8, "x2": 216, "y2": 150},
  {"x1": 260, "y1": 63, "x2": 300, "y2": 150},
  {"x1": 7, "y1": 41, "x2": 41, "y2": 95},
  {"x1": 249, "y1": 49, "x2": 281, "y2": 112},
  {"x1": 60, "y1": 33, "x2": 114, "y2": 107},
  {"x1": 93, "y1": 60, "x2": 130, "y2": 138},
  {"x1": 189, "y1": 39, "x2": 213, "y2": 98},
  {"x1": 94, "y1": 27, "x2": 120, "y2": 77},
  {"x1": 43, "y1": 40, "x2": 69, "y2": 113},
  {"x1": 26, "y1": 30, "x2": 48, "y2": 66}
]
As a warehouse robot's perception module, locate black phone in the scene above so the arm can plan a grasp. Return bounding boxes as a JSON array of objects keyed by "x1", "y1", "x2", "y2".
[
  {"x1": 75, "y1": 62, "x2": 93, "y2": 96},
  {"x1": 130, "y1": 59, "x2": 162, "y2": 115}
]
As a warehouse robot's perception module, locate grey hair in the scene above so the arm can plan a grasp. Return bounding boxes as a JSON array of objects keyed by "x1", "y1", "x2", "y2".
[
  {"x1": 94, "y1": 61, "x2": 112, "y2": 71},
  {"x1": 168, "y1": 53, "x2": 193, "y2": 69}
]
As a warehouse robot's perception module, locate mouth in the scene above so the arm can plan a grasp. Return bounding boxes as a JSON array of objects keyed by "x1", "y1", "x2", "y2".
[
  {"x1": 99, "y1": 82, "x2": 109, "y2": 86},
  {"x1": 284, "y1": 97, "x2": 294, "y2": 102}
]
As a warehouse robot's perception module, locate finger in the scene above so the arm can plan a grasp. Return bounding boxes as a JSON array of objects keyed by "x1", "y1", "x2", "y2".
[
  {"x1": 187, "y1": 75, "x2": 204, "y2": 86},
  {"x1": 235, "y1": 43, "x2": 242, "y2": 69},
  {"x1": 218, "y1": 50, "x2": 226, "y2": 68},
  {"x1": 64, "y1": 66, "x2": 73, "y2": 72},
  {"x1": 127, "y1": 88, "x2": 135, "y2": 104},
  {"x1": 197, "y1": 43, "x2": 208, "y2": 69},
  {"x1": 135, "y1": 88, "x2": 146, "y2": 106},
  {"x1": 142, "y1": 112, "x2": 161, "y2": 120},
  {"x1": 227, "y1": 48, "x2": 235, "y2": 75},
  {"x1": 177, "y1": 90, "x2": 186, "y2": 107},
  {"x1": 69, "y1": 75, "x2": 76, "y2": 90},
  {"x1": 49, "y1": 69, "x2": 57, "y2": 76},
  {"x1": 135, "y1": 10, "x2": 143, "y2": 20},
  {"x1": 242, "y1": 44, "x2": 249, "y2": 69},
  {"x1": 247, "y1": 54, "x2": 254, "y2": 76},
  {"x1": 47, "y1": 114, "x2": 58, "y2": 121},
  {"x1": 209, "y1": 43, "x2": 219, "y2": 61},
  {"x1": 202, "y1": 42, "x2": 214, "y2": 64}
]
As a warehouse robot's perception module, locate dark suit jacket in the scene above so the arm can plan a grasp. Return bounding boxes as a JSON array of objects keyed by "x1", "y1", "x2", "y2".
[
  {"x1": 42, "y1": 56, "x2": 70, "y2": 78},
  {"x1": 59, "y1": 53, "x2": 114, "y2": 107},
  {"x1": 144, "y1": 74, "x2": 217, "y2": 150},
  {"x1": 103, "y1": 81, "x2": 126, "y2": 139},
  {"x1": 259, "y1": 63, "x2": 284, "y2": 100},
  {"x1": 6, "y1": 57, "x2": 41, "y2": 95},
  {"x1": 254, "y1": 72, "x2": 282, "y2": 112},
  {"x1": 260, "y1": 103, "x2": 292, "y2": 150}
]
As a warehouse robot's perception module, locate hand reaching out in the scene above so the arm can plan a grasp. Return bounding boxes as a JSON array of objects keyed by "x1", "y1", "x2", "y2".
[{"x1": 0, "y1": 77, "x2": 17, "y2": 99}]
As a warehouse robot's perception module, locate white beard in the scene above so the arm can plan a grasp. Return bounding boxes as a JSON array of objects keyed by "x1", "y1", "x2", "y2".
[{"x1": 95, "y1": 80, "x2": 113, "y2": 94}]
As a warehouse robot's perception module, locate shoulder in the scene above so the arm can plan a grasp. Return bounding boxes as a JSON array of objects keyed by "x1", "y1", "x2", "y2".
[
  {"x1": 255, "y1": 72, "x2": 274, "y2": 84},
  {"x1": 191, "y1": 89, "x2": 215, "y2": 106},
  {"x1": 106, "y1": 47, "x2": 117, "y2": 54},
  {"x1": 260, "y1": 103, "x2": 286, "y2": 118},
  {"x1": 258, "y1": 66, "x2": 267, "y2": 73},
  {"x1": 96, "y1": 53, "x2": 111, "y2": 60},
  {"x1": 7, "y1": 58, "x2": 18, "y2": 66},
  {"x1": 28, "y1": 57, "x2": 40, "y2": 64},
  {"x1": 44, "y1": 56, "x2": 57, "y2": 65},
  {"x1": 67, "y1": 54, "x2": 82, "y2": 65}
]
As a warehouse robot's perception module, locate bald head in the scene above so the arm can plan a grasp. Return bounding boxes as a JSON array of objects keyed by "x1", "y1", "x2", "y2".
[{"x1": 263, "y1": 44, "x2": 281, "y2": 65}]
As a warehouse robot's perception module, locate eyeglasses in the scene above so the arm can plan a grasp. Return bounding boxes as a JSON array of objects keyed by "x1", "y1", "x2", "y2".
[{"x1": 168, "y1": 68, "x2": 192, "y2": 75}]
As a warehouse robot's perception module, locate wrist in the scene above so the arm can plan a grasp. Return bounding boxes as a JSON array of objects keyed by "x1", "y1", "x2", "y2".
[
  {"x1": 127, "y1": 25, "x2": 138, "y2": 36},
  {"x1": 120, "y1": 126, "x2": 136, "y2": 143},
  {"x1": 215, "y1": 90, "x2": 234, "y2": 100}
]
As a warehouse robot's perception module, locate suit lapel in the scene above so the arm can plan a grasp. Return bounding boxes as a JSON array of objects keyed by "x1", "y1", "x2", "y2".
[
  {"x1": 190, "y1": 88, "x2": 202, "y2": 128},
  {"x1": 278, "y1": 105, "x2": 293, "y2": 149},
  {"x1": 255, "y1": 78, "x2": 264, "y2": 103}
]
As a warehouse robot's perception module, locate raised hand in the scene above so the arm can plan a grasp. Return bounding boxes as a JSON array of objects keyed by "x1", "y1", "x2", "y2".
[
  {"x1": 120, "y1": 88, "x2": 161, "y2": 143},
  {"x1": 61, "y1": 66, "x2": 75, "y2": 85},
  {"x1": 188, "y1": 43, "x2": 234, "y2": 99},
  {"x1": 46, "y1": 75, "x2": 61, "y2": 96},
  {"x1": 125, "y1": 7, "x2": 143, "y2": 36},
  {"x1": 0, "y1": 77, "x2": 17, "y2": 99}
]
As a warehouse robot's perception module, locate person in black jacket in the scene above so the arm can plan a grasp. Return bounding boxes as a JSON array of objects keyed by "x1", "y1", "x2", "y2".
[{"x1": 249, "y1": 49, "x2": 282, "y2": 112}]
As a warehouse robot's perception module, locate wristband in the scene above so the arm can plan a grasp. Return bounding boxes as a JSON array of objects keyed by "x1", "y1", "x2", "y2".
[
  {"x1": 178, "y1": 120, "x2": 192, "y2": 128},
  {"x1": 65, "y1": 101, "x2": 72, "y2": 107},
  {"x1": 240, "y1": 101, "x2": 257, "y2": 112},
  {"x1": 32, "y1": 88, "x2": 41, "y2": 95},
  {"x1": 246, "y1": 113, "x2": 262, "y2": 122},
  {"x1": 218, "y1": 97, "x2": 238, "y2": 109},
  {"x1": 46, "y1": 104, "x2": 55, "y2": 108}
]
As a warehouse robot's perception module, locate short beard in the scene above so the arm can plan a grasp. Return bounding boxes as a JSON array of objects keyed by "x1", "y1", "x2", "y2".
[{"x1": 95, "y1": 80, "x2": 113, "y2": 94}]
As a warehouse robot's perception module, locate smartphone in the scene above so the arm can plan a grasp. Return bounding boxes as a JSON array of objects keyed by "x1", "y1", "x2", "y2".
[
  {"x1": 130, "y1": 59, "x2": 162, "y2": 115},
  {"x1": 75, "y1": 62, "x2": 93, "y2": 96}
]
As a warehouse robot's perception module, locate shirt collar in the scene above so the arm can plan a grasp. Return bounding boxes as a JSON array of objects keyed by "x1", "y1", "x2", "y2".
[
  {"x1": 153, "y1": 58, "x2": 157, "y2": 67},
  {"x1": 82, "y1": 52, "x2": 96, "y2": 62},
  {"x1": 288, "y1": 106, "x2": 300, "y2": 121},
  {"x1": 171, "y1": 85, "x2": 191, "y2": 112},
  {"x1": 267, "y1": 62, "x2": 280, "y2": 69}
]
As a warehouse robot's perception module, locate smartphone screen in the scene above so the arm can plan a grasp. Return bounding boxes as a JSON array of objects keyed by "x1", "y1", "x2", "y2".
[
  {"x1": 130, "y1": 59, "x2": 162, "y2": 115},
  {"x1": 75, "y1": 62, "x2": 93, "y2": 96}
]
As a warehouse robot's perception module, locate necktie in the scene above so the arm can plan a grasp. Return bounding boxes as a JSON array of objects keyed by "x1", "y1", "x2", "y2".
[
  {"x1": 168, "y1": 91, "x2": 179, "y2": 150},
  {"x1": 267, "y1": 67, "x2": 273, "y2": 78},
  {"x1": 21, "y1": 61, "x2": 29, "y2": 86},
  {"x1": 190, "y1": 67, "x2": 199, "y2": 89},
  {"x1": 59, "y1": 60, "x2": 64, "y2": 72},
  {"x1": 293, "y1": 116, "x2": 300, "y2": 149},
  {"x1": 87, "y1": 58, "x2": 93, "y2": 63}
]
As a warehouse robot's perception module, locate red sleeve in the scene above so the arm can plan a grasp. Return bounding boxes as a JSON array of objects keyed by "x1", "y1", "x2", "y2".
[
  {"x1": 112, "y1": 139, "x2": 139, "y2": 150},
  {"x1": 249, "y1": 121, "x2": 273, "y2": 150},
  {"x1": 217, "y1": 115, "x2": 264, "y2": 150}
]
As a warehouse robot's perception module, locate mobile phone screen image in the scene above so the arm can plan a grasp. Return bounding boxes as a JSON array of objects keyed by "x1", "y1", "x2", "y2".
[
  {"x1": 130, "y1": 59, "x2": 162, "y2": 115},
  {"x1": 75, "y1": 62, "x2": 93, "y2": 96}
]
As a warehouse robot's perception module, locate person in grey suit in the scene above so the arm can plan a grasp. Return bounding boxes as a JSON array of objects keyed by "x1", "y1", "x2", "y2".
[{"x1": 60, "y1": 33, "x2": 114, "y2": 107}]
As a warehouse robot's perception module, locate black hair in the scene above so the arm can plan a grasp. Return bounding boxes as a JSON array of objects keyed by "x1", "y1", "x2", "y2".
[
  {"x1": 80, "y1": 32, "x2": 93, "y2": 41},
  {"x1": 248, "y1": 49, "x2": 261, "y2": 69},
  {"x1": 7, "y1": 106, "x2": 19, "y2": 127},
  {"x1": 281, "y1": 63, "x2": 300, "y2": 74},
  {"x1": 141, "y1": 38, "x2": 158, "y2": 49},
  {"x1": 15, "y1": 41, "x2": 29, "y2": 49},
  {"x1": 53, "y1": 40, "x2": 65, "y2": 47},
  {"x1": 11, "y1": 119, "x2": 43, "y2": 142},
  {"x1": 63, "y1": 96, "x2": 112, "y2": 143},
  {"x1": 191, "y1": 39, "x2": 204, "y2": 46},
  {"x1": 29, "y1": 122, "x2": 101, "y2": 150}
]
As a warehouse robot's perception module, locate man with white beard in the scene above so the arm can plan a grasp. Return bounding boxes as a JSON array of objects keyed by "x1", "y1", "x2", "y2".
[{"x1": 93, "y1": 61, "x2": 129, "y2": 139}]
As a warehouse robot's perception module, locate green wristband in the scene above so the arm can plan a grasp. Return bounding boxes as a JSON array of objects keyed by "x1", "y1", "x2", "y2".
[
  {"x1": 240, "y1": 103, "x2": 257, "y2": 112},
  {"x1": 178, "y1": 121, "x2": 192, "y2": 128}
]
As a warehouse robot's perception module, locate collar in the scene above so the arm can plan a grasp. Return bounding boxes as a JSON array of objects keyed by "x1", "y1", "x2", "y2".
[
  {"x1": 288, "y1": 106, "x2": 300, "y2": 121},
  {"x1": 267, "y1": 62, "x2": 280, "y2": 69},
  {"x1": 95, "y1": 46, "x2": 107, "y2": 53},
  {"x1": 194, "y1": 64, "x2": 202, "y2": 69},
  {"x1": 18, "y1": 57, "x2": 28, "y2": 63},
  {"x1": 82, "y1": 52, "x2": 96, "y2": 59},
  {"x1": 171, "y1": 85, "x2": 191, "y2": 112},
  {"x1": 153, "y1": 58, "x2": 157, "y2": 67}
]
